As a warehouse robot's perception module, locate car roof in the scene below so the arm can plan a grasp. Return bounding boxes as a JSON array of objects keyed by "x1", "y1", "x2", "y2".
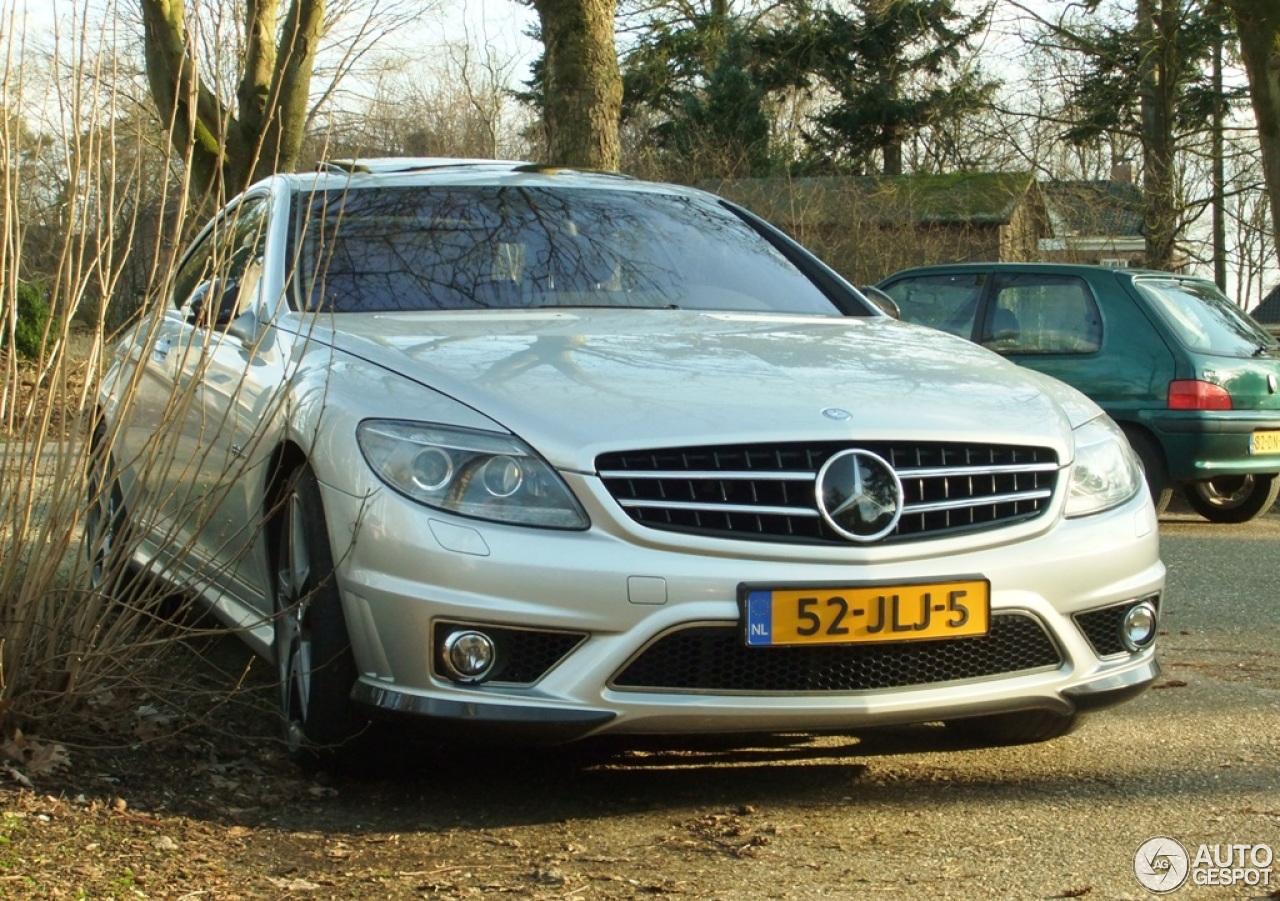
[
  {"x1": 879, "y1": 262, "x2": 1210, "y2": 283},
  {"x1": 317, "y1": 158, "x2": 530, "y2": 175},
  {"x1": 271, "y1": 157, "x2": 671, "y2": 196}
]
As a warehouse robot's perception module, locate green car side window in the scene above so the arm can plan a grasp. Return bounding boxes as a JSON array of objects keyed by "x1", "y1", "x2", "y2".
[
  {"x1": 980, "y1": 274, "x2": 1102, "y2": 355},
  {"x1": 881, "y1": 273, "x2": 983, "y2": 338}
]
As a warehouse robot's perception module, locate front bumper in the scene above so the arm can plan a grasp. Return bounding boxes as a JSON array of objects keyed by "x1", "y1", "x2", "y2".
[{"x1": 323, "y1": 478, "x2": 1165, "y2": 742}]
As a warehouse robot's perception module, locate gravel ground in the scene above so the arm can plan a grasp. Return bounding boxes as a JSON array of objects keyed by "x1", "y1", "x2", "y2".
[{"x1": 1, "y1": 507, "x2": 1277, "y2": 900}]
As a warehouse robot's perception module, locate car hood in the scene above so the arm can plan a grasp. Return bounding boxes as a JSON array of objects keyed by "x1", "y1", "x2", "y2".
[{"x1": 298, "y1": 309, "x2": 1089, "y2": 471}]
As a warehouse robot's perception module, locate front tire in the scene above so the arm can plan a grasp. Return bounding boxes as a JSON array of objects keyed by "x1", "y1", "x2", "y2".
[
  {"x1": 1183, "y1": 473, "x2": 1280, "y2": 523},
  {"x1": 274, "y1": 464, "x2": 367, "y2": 768}
]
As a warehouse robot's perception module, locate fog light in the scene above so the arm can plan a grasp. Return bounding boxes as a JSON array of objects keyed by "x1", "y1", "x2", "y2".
[
  {"x1": 1121, "y1": 601, "x2": 1158, "y2": 652},
  {"x1": 441, "y1": 630, "x2": 496, "y2": 683}
]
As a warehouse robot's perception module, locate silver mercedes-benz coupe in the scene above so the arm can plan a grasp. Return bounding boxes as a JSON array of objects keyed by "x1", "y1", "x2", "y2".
[{"x1": 91, "y1": 159, "x2": 1164, "y2": 766}]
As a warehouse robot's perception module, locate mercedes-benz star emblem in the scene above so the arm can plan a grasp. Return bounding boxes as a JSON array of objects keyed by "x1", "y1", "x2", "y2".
[{"x1": 816, "y1": 449, "x2": 903, "y2": 542}]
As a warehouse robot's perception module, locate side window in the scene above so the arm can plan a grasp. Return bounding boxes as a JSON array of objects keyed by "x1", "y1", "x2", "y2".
[
  {"x1": 172, "y1": 195, "x2": 269, "y2": 329},
  {"x1": 881, "y1": 273, "x2": 984, "y2": 338},
  {"x1": 979, "y1": 274, "x2": 1102, "y2": 355},
  {"x1": 172, "y1": 234, "x2": 216, "y2": 312}
]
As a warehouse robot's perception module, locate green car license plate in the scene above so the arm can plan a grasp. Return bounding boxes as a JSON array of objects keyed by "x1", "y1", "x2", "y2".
[{"x1": 1251, "y1": 430, "x2": 1280, "y2": 454}]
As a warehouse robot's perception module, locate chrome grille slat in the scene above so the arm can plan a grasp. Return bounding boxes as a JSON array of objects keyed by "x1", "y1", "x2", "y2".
[
  {"x1": 597, "y1": 440, "x2": 1060, "y2": 544},
  {"x1": 620, "y1": 499, "x2": 821, "y2": 517},
  {"x1": 599, "y1": 469, "x2": 815, "y2": 482},
  {"x1": 904, "y1": 489, "x2": 1054, "y2": 515},
  {"x1": 900, "y1": 462, "x2": 1058, "y2": 478}
]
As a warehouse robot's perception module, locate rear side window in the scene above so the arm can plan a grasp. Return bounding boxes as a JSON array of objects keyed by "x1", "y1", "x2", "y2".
[
  {"x1": 880, "y1": 273, "x2": 982, "y2": 337},
  {"x1": 979, "y1": 274, "x2": 1102, "y2": 355},
  {"x1": 1135, "y1": 278, "x2": 1277, "y2": 355}
]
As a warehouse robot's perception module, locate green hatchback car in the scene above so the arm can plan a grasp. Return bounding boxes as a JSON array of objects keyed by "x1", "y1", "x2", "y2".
[{"x1": 877, "y1": 263, "x2": 1280, "y2": 522}]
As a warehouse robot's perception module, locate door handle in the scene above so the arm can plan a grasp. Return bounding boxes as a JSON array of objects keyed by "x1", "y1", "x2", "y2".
[{"x1": 152, "y1": 336, "x2": 172, "y2": 362}]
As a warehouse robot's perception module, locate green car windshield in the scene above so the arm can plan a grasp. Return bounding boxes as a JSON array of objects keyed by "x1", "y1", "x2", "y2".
[{"x1": 1134, "y1": 278, "x2": 1279, "y2": 355}]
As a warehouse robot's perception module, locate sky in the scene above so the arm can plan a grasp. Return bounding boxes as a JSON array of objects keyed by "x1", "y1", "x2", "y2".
[{"x1": 17, "y1": 0, "x2": 539, "y2": 57}]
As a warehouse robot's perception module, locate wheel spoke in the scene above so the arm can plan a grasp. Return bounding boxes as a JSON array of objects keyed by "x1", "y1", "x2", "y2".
[
  {"x1": 285, "y1": 494, "x2": 312, "y2": 596},
  {"x1": 1201, "y1": 475, "x2": 1252, "y2": 507},
  {"x1": 292, "y1": 635, "x2": 312, "y2": 719},
  {"x1": 277, "y1": 484, "x2": 315, "y2": 738}
]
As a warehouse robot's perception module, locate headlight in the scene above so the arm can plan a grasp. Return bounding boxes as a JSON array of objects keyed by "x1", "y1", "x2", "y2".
[
  {"x1": 1065, "y1": 415, "x2": 1143, "y2": 517},
  {"x1": 356, "y1": 420, "x2": 589, "y2": 529}
]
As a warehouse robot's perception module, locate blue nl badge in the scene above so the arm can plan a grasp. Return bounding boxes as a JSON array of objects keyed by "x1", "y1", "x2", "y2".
[{"x1": 746, "y1": 590, "x2": 773, "y2": 646}]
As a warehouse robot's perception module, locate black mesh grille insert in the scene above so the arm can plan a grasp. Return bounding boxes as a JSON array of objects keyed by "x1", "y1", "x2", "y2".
[
  {"x1": 611, "y1": 614, "x2": 1062, "y2": 692},
  {"x1": 433, "y1": 623, "x2": 585, "y2": 685},
  {"x1": 596, "y1": 440, "x2": 1058, "y2": 545},
  {"x1": 1074, "y1": 597, "x2": 1159, "y2": 657}
]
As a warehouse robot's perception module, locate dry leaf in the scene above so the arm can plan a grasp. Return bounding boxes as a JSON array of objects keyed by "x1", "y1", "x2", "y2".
[
  {"x1": 25, "y1": 740, "x2": 70, "y2": 776},
  {"x1": 3, "y1": 763, "x2": 34, "y2": 789},
  {"x1": 267, "y1": 876, "x2": 321, "y2": 891}
]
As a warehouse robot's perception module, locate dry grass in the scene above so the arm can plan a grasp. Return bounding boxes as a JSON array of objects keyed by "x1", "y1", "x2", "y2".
[
  {"x1": 0, "y1": 299, "x2": 252, "y2": 746},
  {"x1": 0, "y1": 334, "x2": 96, "y2": 440}
]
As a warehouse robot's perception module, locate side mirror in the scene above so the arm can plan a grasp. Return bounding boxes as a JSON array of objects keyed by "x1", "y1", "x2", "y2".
[
  {"x1": 186, "y1": 279, "x2": 241, "y2": 328},
  {"x1": 860, "y1": 285, "x2": 901, "y2": 320}
]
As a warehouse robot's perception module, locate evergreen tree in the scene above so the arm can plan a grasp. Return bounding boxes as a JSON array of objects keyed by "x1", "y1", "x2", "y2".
[
  {"x1": 763, "y1": 0, "x2": 998, "y2": 175},
  {"x1": 622, "y1": 14, "x2": 776, "y2": 176}
]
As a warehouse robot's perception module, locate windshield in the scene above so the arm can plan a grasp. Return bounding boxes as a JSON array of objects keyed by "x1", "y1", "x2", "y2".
[
  {"x1": 1135, "y1": 278, "x2": 1278, "y2": 356},
  {"x1": 289, "y1": 185, "x2": 845, "y2": 316}
]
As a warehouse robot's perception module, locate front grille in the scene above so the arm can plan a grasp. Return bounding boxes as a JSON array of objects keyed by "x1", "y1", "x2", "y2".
[
  {"x1": 597, "y1": 441, "x2": 1058, "y2": 544},
  {"x1": 611, "y1": 613, "x2": 1062, "y2": 692},
  {"x1": 1074, "y1": 597, "x2": 1159, "y2": 657},
  {"x1": 433, "y1": 623, "x2": 585, "y2": 685}
]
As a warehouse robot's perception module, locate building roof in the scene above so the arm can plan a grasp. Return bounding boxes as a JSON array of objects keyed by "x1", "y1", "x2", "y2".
[
  {"x1": 1041, "y1": 180, "x2": 1145, "y2": 238},
  {"x1": 706, "y1": 172, "x2": 1039, "y2": 227},
  {"x1": 1249, "y1": 284, "x2": 1280, "y2": 325}
]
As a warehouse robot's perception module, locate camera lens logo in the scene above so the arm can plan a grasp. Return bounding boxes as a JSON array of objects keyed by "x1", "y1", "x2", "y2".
[{"x1": 1135, "y1": 836, "x2": 1190, "y2": 893}]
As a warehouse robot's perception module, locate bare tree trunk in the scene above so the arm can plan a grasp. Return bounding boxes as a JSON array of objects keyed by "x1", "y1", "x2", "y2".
[
  {"x1": 139, "y1": 0, "x2": 326, "y2": 206},
  {"x1": 1211, "y1": 0, "x2": 1227, "y2": 290},
  {"x1": 1229, "y1": 0, "x2": 1280, "y2": 272},
  {"x1": 532, "y1": 0, "x2": 623, "y2": 170},
  {"x1": 1136, "y1": 0, "x2": 1179, "y2": 271},
  {"x1": 882, "y1": 129, "x2": 903, "y2": 176}
]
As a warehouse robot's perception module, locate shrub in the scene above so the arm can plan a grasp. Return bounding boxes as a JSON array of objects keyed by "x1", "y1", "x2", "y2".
[{"x1": 9, "y1": 281, "x2": 51, "y2": 360}]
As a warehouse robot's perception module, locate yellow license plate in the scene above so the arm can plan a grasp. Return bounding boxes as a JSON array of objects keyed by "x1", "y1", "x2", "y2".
[
  {"x1": 743, "y1": 580, "x2": 990, "y2": 647},
  {"x1": 1251, "y1": 430, "x2": 1280, "y2": 454}
]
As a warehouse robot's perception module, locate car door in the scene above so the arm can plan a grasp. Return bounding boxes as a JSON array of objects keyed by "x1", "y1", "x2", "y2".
[
  {"x1": 118, "y1": 220, "x2": 223, "y2": 562},
  {"x1": 974, "y1": 271, "x2": 1176, "y2": 424},
  {"x1": 123, "y1": 194, "x2": 283, "y2": 612},
  {"x1": 175, "y1": 194, "x2": 289, "y2": 616}
]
